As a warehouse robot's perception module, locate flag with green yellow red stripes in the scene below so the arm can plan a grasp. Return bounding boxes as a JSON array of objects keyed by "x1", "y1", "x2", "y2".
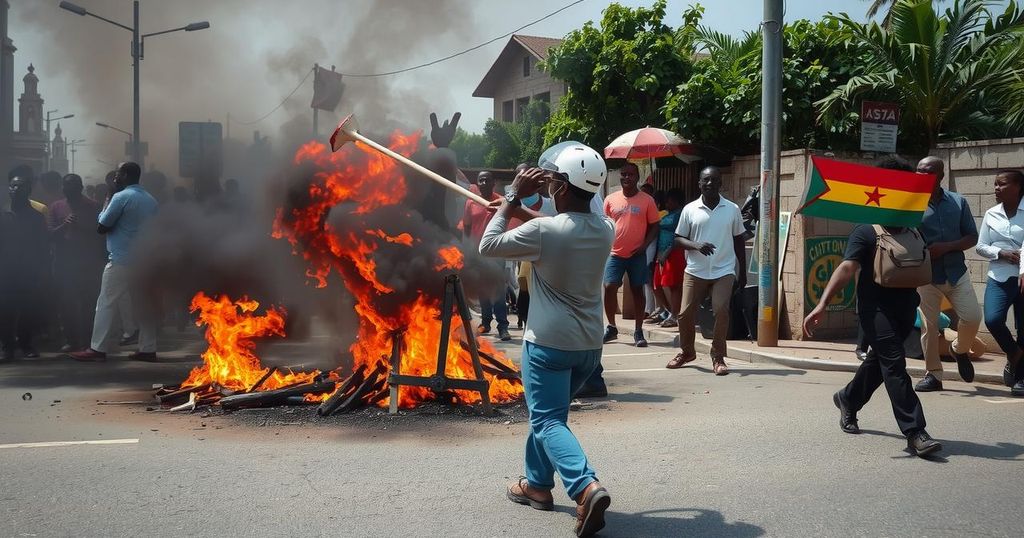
[{"x1": 797, "y1": 156, "x2": 936, "y2": 226}]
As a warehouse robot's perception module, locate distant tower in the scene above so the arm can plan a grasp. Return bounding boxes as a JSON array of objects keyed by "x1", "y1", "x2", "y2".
[
  {"x1": 11, "y1": 63, "x2": 47, "y2": 172},
  {"x1": 18, "y1": 63, "x2": 42, "y2": 135},
  {"x1": 50, "y1": 122, "x2": 67, "y2": 175}
]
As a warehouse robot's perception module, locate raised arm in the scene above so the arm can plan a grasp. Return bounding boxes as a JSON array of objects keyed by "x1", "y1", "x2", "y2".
[{"x1": 803, "y1": 259, "x2": 860, "y2": 337}]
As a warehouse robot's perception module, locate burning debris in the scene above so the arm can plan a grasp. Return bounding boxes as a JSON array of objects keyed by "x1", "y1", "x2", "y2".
[{"x1": 152, "y1": 129, "x2": 523, "y2": 415}]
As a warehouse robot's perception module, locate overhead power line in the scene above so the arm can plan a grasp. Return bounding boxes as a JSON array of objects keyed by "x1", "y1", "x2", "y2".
[{"x1": 231, "y1": 0, "x2": 586, "y2": 125}]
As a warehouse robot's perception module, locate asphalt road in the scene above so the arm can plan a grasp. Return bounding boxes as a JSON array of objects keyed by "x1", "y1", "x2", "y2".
[{"x1": 2, "y1": 329, "x2": 1022, "y2": 537}]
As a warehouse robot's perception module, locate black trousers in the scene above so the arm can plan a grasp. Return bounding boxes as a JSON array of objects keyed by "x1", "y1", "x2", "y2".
[
  {"x1": 517, "y1": 289, "x2": 530, "y2": 325},
  {"x1": 841, "y1": 304, "x2": 927, "y2": 437},
  {"x1": 0, "y1": 280, "x2": 39, "y2": 352},
  {"x1": 56, "y1": 263, "x2": 103, "y2": 349}
]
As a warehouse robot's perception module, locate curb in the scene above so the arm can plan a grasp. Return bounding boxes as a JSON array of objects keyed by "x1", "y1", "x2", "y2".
[{"x1": 616, "y1": 321, "x2": 1007, "y2": 387}]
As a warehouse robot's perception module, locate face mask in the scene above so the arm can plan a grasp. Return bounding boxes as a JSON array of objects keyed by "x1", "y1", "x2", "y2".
[{"x1": 521, "y1": 193, "x2": 540, "y2": 207}]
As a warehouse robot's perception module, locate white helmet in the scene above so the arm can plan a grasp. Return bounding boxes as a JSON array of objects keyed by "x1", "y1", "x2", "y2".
[{"x1": 537, "y1": 141, "x2": 607, "y2": 194}]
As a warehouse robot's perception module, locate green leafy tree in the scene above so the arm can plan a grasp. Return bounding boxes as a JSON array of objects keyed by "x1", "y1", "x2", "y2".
[
  {"x1": 818, "y1": 0, "x2": 1024, "y2": 151},
  {"x1": 542, "y1": 0, "x2": 695, "y2": 148},
  {"x1": 663, "y1": 18, "x2": 869, "y2": 154},
  {"x1": 483, "y1": 101, "x2": 550, "y2": 168},
  {"x1": 864, "y1": 0, "x2": 947, "y2": 25},
  {"x1": 449, "y1": 128, "x2": 488, "y2": 167}
]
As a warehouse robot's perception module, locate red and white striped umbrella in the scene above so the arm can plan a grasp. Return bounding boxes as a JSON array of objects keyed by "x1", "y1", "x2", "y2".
[{"x1": 604, "y1": 126, "x2": 697, "y2": 160}]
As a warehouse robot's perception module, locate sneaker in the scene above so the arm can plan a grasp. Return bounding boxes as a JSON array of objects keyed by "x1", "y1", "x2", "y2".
[
  {"x1": 119, "y1": 331, "x2": 139, "y2": 346},
  {"x1": 60, "y1": 343, "x2": 74, "y2": 353},
  {"x1": 498, "y1": 328, "x2": 512, "y2": 342},
  {"x1": 914, "y1": 372, "x2": 943, "y2": 392},
  {"x1": 712, "y1": 358, "x2": 729, "y2": 376},
  {"x1": 1004, "y1": 362, "x2": 1016, "y2": 388},
  {"x1": 477, "y1": 324, "x2": 491, "y2": 335},
  {"x1": 854, "y1": 348, "x2": 868, "y2": 362},
  {"x1": 602, "y1": 325, "x2": 618, "y2": 344},
  {"x1": 633, "y1": 330, "x2": 648, "y2": 348},
  {"x1": 129, "y1": 352, "x2": 159, "y2": 362},
  {"x1": 659, "y1": 316, "x2": 678, "y2": 328},
  {"x1": 833, "y1": 390, "x2": 860, "y2": 434},
  {"x1": 22, "y1": 349, "x2": 40, "y2": 359},
  {"x1": 953, "y1": 352, "x2": 975, "y2": 383},
  {"x1": 1012, "y1": 380, "x2": 1024, "y2": 397},
  {"x1": 907, "y1": 430, "x2": 942, "y2": 457},
  {"x1": 68, "y1": 349, "x2": 107, "y2": 362}
]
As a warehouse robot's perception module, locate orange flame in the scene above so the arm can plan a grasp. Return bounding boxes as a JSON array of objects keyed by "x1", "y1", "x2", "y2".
[
  {"x1": 274, "y1": 132, "x2": 523, "y2": 408},
  {"x1": 435, "y1": 246, "x2": 464, "y2": 271},
  {"x1": 182, "y1": 292, "x2": 321, "y2": 392}
]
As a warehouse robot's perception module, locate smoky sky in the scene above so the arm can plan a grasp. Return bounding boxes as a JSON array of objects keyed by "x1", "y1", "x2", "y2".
[{"x1": 12, "y1": 0, "x2": 485, "y2": 181}]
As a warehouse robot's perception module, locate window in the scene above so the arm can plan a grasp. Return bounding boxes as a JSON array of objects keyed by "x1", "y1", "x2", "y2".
[
  {"x1": 516, "y1": 97, "x2": 531, "y2": 122},
  {"x1": 502, "y1": 100, "x2": 514, "y2": 122},
  {"x1": 523, "y1": 56, "x2": 531, "y2": 77}
]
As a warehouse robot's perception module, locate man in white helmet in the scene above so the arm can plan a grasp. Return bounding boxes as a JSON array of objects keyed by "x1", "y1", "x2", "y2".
[{"x1": 479, "y1": 141, "x2": 613, "y2": 537}]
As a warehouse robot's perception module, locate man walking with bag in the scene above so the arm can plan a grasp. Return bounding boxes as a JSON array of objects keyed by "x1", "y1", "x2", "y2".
[{"x1": 804, "y1": 157, "x2": 941, "y2": 457}]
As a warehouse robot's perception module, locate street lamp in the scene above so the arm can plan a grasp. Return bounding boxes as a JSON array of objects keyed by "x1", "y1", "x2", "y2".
[
  {"x1": 68, "y1": 138, "x2": 86, "y2": 173},
  {"x1": 96, "y1": 121, "x2": 134, "y2": 159},
  {"x1": 58, "y1": 1, "x2": 210, "y2": 169},
  {"x1": 45, "y1": 109, "x2": 74, "y2": 170}
]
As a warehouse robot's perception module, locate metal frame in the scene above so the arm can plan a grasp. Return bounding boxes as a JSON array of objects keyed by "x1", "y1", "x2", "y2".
[{"x1": 388, "y1": 274, "x2": 492, "y2": 415}]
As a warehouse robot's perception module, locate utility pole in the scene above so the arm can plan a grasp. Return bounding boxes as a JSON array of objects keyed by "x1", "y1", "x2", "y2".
[
  {"x1": 132, "y1": 0, "x2": 141, "y2": 167},
  {"x1": 312, "y1": 63, "x2": 319, "y2": 138},
  {"x1": 757, "y1": 0, "x2": 783, "y2": 347},
  {"x1": 69, "y1": 139, "x2": 85, "y2": 173}
]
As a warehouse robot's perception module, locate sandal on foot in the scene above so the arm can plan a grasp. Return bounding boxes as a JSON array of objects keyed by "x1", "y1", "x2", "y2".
[
  {"x1": 507, "y1": 477, "x2": 554, "y2": 511},
  {"x1": 666, "y1": 353, "x2": 695, "y2": 369}
]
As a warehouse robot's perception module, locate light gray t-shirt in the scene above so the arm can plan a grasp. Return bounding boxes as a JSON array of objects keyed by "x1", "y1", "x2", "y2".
[{"x1": 480, "y1": 211, "x2": 614, "y2": 351}]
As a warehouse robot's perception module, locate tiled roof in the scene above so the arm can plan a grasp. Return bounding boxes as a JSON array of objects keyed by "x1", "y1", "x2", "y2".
[{"x1": 513, "y1": 35, "x2": 563, "y2": 61}]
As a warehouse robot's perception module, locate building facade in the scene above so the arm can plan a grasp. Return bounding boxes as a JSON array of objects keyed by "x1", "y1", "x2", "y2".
[
  {"x1": 473, "y1": 35, "x2": 565, "y2": 122},
  {"x1": 50, "y1": 122, "x2": 67, "y2": 175}
]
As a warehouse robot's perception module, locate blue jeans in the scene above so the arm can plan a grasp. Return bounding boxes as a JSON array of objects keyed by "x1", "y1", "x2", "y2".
[
  {"x1": 521, "y1": 341, "x2": 600, "y2": 499},
  {"x1": 983, "y1": 277, "x2": 1024, "y2": 357},
  {"x1": 480, "y1": 294, "x2": 509, "y2": 331}
]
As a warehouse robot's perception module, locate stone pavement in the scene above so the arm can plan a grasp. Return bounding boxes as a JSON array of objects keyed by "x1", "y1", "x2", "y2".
[{"x1": 618, "y1": 319, "x2": 1011, "y2": 386}]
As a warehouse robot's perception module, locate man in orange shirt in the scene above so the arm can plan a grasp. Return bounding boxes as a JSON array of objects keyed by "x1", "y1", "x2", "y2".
[{"x1": 602, "y1": 163, "x2": 660, "y2": 347}]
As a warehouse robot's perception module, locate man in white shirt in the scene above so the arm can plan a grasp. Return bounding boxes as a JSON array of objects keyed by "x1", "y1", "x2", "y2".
[{"x1": 666, "y1": 166, "x2": 746, "y2": 375}]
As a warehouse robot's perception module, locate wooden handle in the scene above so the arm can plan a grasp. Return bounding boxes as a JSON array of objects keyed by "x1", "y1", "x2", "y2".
[{"x1": 351, "y1": 132, "x2": 491, "y2": 207}]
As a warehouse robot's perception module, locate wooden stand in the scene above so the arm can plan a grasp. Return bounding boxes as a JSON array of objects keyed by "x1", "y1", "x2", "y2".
[{"x1": 387, "y1": 274, "x2": 492, "y2": 414}]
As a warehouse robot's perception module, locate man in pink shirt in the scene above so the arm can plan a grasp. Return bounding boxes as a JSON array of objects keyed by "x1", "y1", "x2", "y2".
[
  {"x1": 602, "y1": 163, "x2": 660, "y2": 347},
  {"x1": 463, "y1": 171, "x2": 511, "y2": 341}
]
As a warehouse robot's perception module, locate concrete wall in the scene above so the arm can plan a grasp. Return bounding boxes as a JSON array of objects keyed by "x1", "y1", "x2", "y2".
[
  {"x1": 716, "y1": 138, "x2": 1024, "y2": 346},
  {"x1": 932, "y1": 138, "x2": 1024, "y2": 350},
  {"x1": 490, "y1": 54, "x2": 564, "y2": 121}
]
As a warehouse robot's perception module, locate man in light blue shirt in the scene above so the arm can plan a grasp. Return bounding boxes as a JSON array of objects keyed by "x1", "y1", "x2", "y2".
[{"x1": 70, "y1": 162, "x2": 159, "y2": 362}]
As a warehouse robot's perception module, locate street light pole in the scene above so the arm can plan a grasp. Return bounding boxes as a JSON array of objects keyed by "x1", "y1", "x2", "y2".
[
  {"x1": 58, "y1": 1, "x2": 209, "y2": 170},
  {"x1": 132, "y1": 0, "x2": 140, "y2": 166},
  {"x1": 69, "y1": 139, "x2": 85, "y2": 173},
  {"x1": 757, "y1": 0, "x2": 783, "y2": 347}
]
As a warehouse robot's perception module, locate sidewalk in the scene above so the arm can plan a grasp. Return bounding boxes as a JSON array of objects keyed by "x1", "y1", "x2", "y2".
[{"x1": 618, "y1": 319, "x2": 1009, "y2": 386}]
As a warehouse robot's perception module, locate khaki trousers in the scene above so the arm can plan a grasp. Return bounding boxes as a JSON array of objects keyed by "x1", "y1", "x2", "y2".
[
  {"x1": 678, "y1": 273, "x2": 734, "y2": 360},
  {"x1": 917, "y1": 274, "x2": 981, "y2": 373}
]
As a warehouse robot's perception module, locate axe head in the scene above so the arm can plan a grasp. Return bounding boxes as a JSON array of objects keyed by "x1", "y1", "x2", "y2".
[{"x1": 330, "y1": 114, "x2": 359, "y2": 152}]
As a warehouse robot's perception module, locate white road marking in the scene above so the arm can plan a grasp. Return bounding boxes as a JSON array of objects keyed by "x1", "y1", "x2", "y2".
[
  {"x1": 0, "y1": 438, "x2": 140, "y2": 449},
  {"x1": 603, "y1": 352, "x2": 669, "y2": 357},
  {"x1": 982, "y1": 398, "x2": 1024, "y2": 404},
  {"x1": 603, "y1": 367, "x2": 671, "y2": 373}
]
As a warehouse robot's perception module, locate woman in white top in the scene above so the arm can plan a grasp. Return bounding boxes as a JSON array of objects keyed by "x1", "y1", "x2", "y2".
[{"x1": 976, "y1": 169, "x2": 1024, "y2": 394}]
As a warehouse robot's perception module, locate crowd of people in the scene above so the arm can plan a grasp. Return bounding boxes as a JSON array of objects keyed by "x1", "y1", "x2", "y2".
[{"x1": 0, "y1": 161, "x2": 245, "y2": 363}]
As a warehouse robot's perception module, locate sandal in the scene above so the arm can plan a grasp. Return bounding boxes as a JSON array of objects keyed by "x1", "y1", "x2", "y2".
[
  {"x1": 712, "y1": 358, "x2": 729, "y2": 376},
  {"x1": 507, "y1": 477, "x2": 554, "y2": 511},
  {"x1": 666, "y1": 353, "x2": 695, "y2": 369}
]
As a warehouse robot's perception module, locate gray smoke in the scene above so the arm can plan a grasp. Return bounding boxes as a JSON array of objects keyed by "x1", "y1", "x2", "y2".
[{"x1": 13, "y1": 0, "x2": 480, "y2": 179}]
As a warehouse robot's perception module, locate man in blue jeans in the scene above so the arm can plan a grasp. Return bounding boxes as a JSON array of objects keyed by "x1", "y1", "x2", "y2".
[{"x1": 479, "y1": 141, "x2": 613, "y2": 537}]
